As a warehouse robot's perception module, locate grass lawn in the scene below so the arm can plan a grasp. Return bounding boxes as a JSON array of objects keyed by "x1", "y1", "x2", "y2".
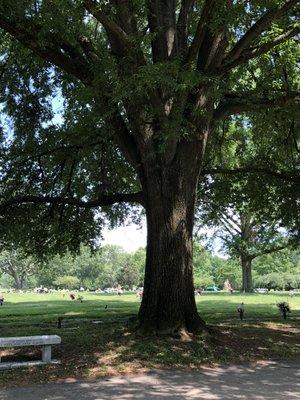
[{"x1": 0, "y1": 291, "x2": 299, "y2": 387}]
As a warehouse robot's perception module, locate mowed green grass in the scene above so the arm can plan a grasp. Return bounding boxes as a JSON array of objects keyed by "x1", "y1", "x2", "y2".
[
  {"x1": 1, "y1": 291, "x2": 299, "y2": 326},
  {"x1": 0, "y1": 292, "x2": 299, "y2": 387},
  {"x1": 0, "y1": 292, "x2": 139, "y2": 325}
]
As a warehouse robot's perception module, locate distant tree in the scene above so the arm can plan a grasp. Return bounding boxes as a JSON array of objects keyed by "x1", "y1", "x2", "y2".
[
  {"x1": 212, "y1": 258, "x2": 242, "y2": 290},
  {"x1": 132, "y1": 248, "x2": 146, "y2": 286},
  {"x1": 0, "y1": 249, "x2": 38, "y2": 289},
  {"x1": 193, "y1": 243, "x2": 214, "y2": 288},
  {"x1": 198, "y1": 149, "x2": 294, "y2": 292},
  {"x1": 96, "y1": 245, "x2": 126, "y2": 288},
  {"x1": 253, "y1": 247, "x2": 296, "y2": 276},
  {"x1": 38, "y1": 252, "x2": 76, "y2": 287},
  {"x1": 192, "y1": 242, "x2": 241, "y2": 289},
  {"x1": 73, "y1": 245, "x2": 103, "y2": 288},
  {"x1": 291, "y1": 250, "x2": 300, "y2": 270},
  {"x1": 194, "y1": 275, "x2": 214, "y2": 289},
  {"x1": 54, "y1": 275, "x2": 80, "y2": 290},
  {"x1": 254, "y1": 272, "x2": 300, "y2": 290},
  {"x1": 117, "y1": 256, "x2": 140, "y2": 289},
  {"x1": 41, "y1": 244, "x2": 126, "y2": 289},
  {"x1": 252, "y1": 247, "x2": 300, "y2": 289},
  {"x1": 201, "y1": 207, "x2": 288, "y2": 292},
  {"x1": 0, "y1": 272, "x2": 14, "y2": 288}
]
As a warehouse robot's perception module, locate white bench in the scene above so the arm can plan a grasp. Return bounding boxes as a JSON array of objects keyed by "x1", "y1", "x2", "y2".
[{"x1": 0, "y1": 335, "x2": 61, "y2": 369}]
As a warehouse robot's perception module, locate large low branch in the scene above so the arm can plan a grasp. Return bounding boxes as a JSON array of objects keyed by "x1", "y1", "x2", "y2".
[
  {"x1": 202, "y1": 167, "x2": 300, "y2": 184},
  {"x1": 0, "y1": 192, "x2": 144, "y2": 210},
  {"x1": 224, "y1": 0, "x2": 299, "y2": 64},
  {"x1": 214, "y1": 91, "x2": 300, "y2": 120}
]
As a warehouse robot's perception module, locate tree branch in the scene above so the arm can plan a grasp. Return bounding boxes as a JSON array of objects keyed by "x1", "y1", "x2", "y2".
[
  {"x1": 84, "y1": 1, "x2": 146, "y2": 67},
  {"x1": 185, "y1": 0, "x2": 216, "y2": 65},
  {"x1": 111, "y1": 0, "x2": 138, "y2": 35},
  {"x1": 254, "y1": 244, "x2": 287, "y2": 259},
  {"x1": 214, "y1": 91, "x2": 300, "y2": 120},
  {"x1": 245, "y1": 25, "x2": 300, "y2": 57},
  {"x1": 221, "y1": 211, "x2": 242, "y2": 231},
  {"x1": 224, "y1": 0, "x2": 299, "y2": 64},
  {"x1": 220, "y1": 214, "x2": 241, "y2": 236},
  {"x1": 176, "y1": 0, "x2": 196, "y2": 55},
  {"x1": 218, "y1": 216, "x2": 237, "y2": 237},
  {"x1": 10, "y1": 140, "x2": 104, "y2": 168},
  {"x1": 0, "y1": 14, "x2": 91, "y2": 84},
  {"x1": 0, "y1": 192, "x2": 144, "y2": 210},
  {"x1": 146, "y1": 0, "x2": 177, "y2": 61},
  {"x1": 84, "y1": 0, "x2": 130, "y2": 55},
  {"x1": 202, "y1": 167, "x2": 300, "y2": 184},
  {"x1": 109, "y1": 111, "x2": 142, "y2": 171},
  {"x1": 222, "y1": 25, "x2": 300, "y2": 71}
]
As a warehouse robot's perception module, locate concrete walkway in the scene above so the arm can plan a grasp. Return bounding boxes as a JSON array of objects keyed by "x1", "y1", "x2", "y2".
[{"x1": 0, "y1": 360, "x2": 299, "y2": 399}]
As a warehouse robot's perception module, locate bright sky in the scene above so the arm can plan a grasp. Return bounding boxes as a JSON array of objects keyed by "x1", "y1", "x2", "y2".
[
  {"x1": 102, "y1": 221, "x2": 224, "y2": 256},
  {"x1": 102, "y1": 222, "x2": 147, "y2": 253}
]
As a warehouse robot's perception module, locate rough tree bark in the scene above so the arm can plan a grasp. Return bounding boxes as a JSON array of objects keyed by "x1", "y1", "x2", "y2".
[
  {"x1": 241, "y1": 255, "x2": 253, "y2": 293},
  {"x1": 4, "y1": 263, "x2": 26, "y2": 290},
  {"x1": 138, "y1": 140, "x2": 208, "y2": 334},
  {"x1": 12, "y1": 272, "x2": 22, "y2": 290}
]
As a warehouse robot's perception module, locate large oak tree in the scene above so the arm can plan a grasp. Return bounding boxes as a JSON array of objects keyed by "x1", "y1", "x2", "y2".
[{"x1": 0, "y1": 1, "x2": 299, "y2": 335}]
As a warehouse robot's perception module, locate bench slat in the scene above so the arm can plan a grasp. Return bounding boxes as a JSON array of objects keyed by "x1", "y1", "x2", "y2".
[{"x1": 0, "y1": 335, "x2": 61, "y2": 347}]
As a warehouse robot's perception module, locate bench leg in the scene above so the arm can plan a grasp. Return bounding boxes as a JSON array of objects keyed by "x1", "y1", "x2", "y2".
[{"x1": 42, "y1": 345, "x2": 52, "y2": 363}]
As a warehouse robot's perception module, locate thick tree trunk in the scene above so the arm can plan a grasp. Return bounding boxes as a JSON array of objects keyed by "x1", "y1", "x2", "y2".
[
  {"x1": 241, "y1": 255, "x2": 253, "y2": 293},
  {"x1": 138, "y1": 157, "x2": 206, "y2": 336},
  {"x1": 20, "y1": 274, "x2": 26, "y2": 289},
  {"x1": 13, "y1": 274, "x2": 22, "y2": 290}
]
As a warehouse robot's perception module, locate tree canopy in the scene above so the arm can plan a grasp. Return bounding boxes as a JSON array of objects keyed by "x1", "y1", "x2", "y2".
[
  {"x1": 0, "y1": 1, "x2": 299, "y2": 250},
  {"x1": 0, "y1": 0, "x2": 299, "y2": 334}
]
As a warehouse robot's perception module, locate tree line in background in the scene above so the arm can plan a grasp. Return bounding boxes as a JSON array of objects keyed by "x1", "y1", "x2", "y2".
[{"x1": 0, "y1": 243, "x2": 299, "y2": 292}]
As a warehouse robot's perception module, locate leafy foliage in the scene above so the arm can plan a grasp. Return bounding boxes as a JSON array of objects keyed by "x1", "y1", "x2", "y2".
[
  {"x1": 0, "y1": 1, "x2": 298, "y2": 255},
  {"x1": 53, "y1": 275, "x2": 80, "y2": 289},
  {"x1": 0, "y1": 248, "x2": 38, "y2": 289}
]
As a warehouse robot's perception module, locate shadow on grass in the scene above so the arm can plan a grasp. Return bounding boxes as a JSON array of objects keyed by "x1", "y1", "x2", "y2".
[
  {"x1": 0, "y1": 311, "x2": 299, "y2": 390},
  {"x1": 0, "y1": 294, "x2": 299, "y2": 389}
]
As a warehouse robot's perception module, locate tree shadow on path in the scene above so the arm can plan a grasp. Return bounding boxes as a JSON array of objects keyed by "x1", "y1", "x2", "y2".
[{"x1": 0, "y1": 360, "x2": 299, "y2": 400}]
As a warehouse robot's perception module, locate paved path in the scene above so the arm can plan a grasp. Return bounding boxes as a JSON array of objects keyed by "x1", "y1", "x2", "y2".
[{"x1": 0, "y1": 360, "x2": 299, "y2": 399}]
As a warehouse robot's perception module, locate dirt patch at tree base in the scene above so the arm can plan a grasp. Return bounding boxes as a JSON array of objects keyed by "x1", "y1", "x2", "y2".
[{"x1": 0, "y1": 319, "x2": 298, "y2": 389}]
